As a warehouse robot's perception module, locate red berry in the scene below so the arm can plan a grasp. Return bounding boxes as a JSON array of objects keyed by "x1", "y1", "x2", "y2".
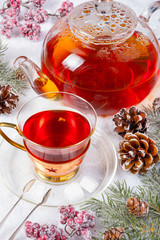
[
  {"x1": 33, "y1": 228, "x2": 40, "y2": 238},
  {"x1": 60, "y1": 219, "x2": 67, "y2": 225},
  {"x1": 61, "y1": 235, "x2": 67, "y2": 240},
  {"x1": 75, "y1": 217, "x2": 83, "y2": 225},
  {"x1": 26, "y1": 226, "x2": 34, "y2": 237},
  {"x1": 50, "y1": 225, "x2": 56, "y2": 233},
  {"x1": 25, "y1": 221, "x2": 32, "y2": 227},
  {"x1": 79, "y1": 211, "x2": 86, "y2": 218},
  {"x1": 59, "y1": 206, "x2": 66, "y2": 214},
  {"x1": 68, "y1": 205, "x2": 74, "y2": 213},
  {"x1": 33, "y1": 222, "x2": 40, "y2": 229},
  {"x1": 67, "y1": 218, "x2": 75, "y2": 228},
  {"x1": 75, "y1": 211, "x2": 79, "y2": 217}
]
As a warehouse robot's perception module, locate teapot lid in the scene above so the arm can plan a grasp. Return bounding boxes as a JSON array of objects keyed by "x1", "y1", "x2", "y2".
[{"x1": 69, "y1": 0, "x2": 137, "y2": 45}]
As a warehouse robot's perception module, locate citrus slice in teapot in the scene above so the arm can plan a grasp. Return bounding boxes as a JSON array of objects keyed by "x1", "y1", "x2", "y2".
[{"x1": 14, "y1": 0, "x2": 160, "y2": 116}]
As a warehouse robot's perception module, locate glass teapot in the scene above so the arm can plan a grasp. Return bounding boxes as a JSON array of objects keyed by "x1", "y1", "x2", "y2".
[{"x1": 14, "y1": 0, "x2": 160, "y2": 116}]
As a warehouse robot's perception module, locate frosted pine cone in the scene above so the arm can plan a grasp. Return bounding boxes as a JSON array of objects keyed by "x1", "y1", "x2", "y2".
[
  {"x1": 113, "y1": 107, "x2": 147, "y2": 137},
  {"x1": 0, "y1": 85, "x2": 19, "y2": 114},
  {"x1": 103, "y1": 227, "x2": 125, "y2": 240},
  {"x1": 118, "y1": 132, "x2": 159, "y2": 174},
  {"x1": 126, "y1": 197, "x2": 149, "y2": 217}
]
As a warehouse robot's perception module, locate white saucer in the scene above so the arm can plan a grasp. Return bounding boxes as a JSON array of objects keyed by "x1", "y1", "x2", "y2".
[{"x1": 0, "y1": 128, "x2": 117, "y2": 207}]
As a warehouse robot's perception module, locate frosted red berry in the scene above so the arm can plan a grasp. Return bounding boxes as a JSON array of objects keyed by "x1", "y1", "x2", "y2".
[
  {"x1": 24, "y1": 8, "x2": 48, "y2": 23},
  {"x1": 58, "y1": 1, "x2": 73, "y2": 17},
  {"x1": 59, "y1": 205, "x2": 96, "y2": 239},
  {"x1": 25, "y1": 221, "x2": 32, "y2": 228},
  {"x1": 25, "y1": 221, "x2": 67, "y2": 239},
  {"x1": 0, "y1": 0, "x2": 73, "y2": 40},
  {"x1": 33, "y1": 0, "x2": 46, "y2": 8},
  {"x1": 19, "y1": 21, "x2": 41, "y2": 40}
]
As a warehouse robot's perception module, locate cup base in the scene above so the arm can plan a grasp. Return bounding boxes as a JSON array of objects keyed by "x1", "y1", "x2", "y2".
[{"x1": 35, "y1": 167, "x2": 79, "y2": 182}]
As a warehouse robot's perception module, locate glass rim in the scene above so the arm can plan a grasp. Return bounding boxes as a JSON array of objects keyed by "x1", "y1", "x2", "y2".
[{"x1": 16, "y1": 91, "x2": 98, "y2": 150}]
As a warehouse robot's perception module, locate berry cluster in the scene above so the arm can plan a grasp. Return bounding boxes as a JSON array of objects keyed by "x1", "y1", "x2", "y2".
[
  {"x1": 59, "y1": 205, "x2": 96, "y2": 240},
  {"x1": 25, "y1": 221, "x2": 67, "y2": 240},
  {"x1": 0, "y1": 0, "x2": 73, "y2": 40},
  {"x1": 24, "y1": 9, "x2": 49, "y2": 23},
  {"x1": 19, "y1": 21, "x2": 41, "y2": 40},
  {"x1": 58, "y1": 1, "x2": 73, "y2": 18}
]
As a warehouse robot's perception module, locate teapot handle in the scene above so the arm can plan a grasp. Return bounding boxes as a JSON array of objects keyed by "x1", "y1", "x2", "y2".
[
  {"x1": 139, "y1": 1, "x2": 160, "y2": 41},
  {"x1": 139, "y1": 1, "x2": 160, "y2": 22}
]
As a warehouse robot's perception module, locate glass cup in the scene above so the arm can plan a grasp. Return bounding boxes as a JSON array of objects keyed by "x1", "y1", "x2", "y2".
[{"x1": 0, "y1": 92, "x2": 97, "y2": 182}]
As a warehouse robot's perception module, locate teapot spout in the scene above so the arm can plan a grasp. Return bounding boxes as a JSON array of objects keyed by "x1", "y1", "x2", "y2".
[{"x1": 13, "y1": 56, "x2": 59, "y2": 95}]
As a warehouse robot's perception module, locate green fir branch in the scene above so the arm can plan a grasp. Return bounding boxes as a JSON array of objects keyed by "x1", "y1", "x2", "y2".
[
  {"x1": 0, "y1": 38, "x2": 28, "y2": 94},
  {"x1": 143, "y1": 104, "x2": 160, "y2": 150},
  {"x1": 82, "y1": 167, "x2": 160, "y2": 240},
  {"x1": 137, "y1": 168, "x2": 160, "y2": 217}
]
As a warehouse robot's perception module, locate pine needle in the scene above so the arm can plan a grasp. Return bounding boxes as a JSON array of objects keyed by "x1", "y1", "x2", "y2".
[{"x1": 0, "y1": 38, "x2": 28, "y2": 94}]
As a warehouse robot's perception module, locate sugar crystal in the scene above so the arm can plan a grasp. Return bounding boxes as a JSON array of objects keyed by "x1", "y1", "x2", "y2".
[{"x1": 79, "y1": 176, "x2": 98, "y2": 193}]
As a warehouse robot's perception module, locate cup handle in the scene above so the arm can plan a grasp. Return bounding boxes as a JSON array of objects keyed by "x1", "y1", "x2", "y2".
[
  {"x1": 0, "y1": 122, "x2": 26, "y2": 151},
  {"x1": 139, "y1": 1, "x2": 160, "y2": 41}
]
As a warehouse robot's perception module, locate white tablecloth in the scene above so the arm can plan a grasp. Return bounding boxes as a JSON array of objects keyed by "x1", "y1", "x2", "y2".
[{"x1": 0, "y1": 0, "x2": 159, "y2": 239}]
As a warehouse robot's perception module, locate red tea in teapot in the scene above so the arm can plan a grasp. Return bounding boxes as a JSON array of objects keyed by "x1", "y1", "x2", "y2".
[{"x1": 41, "y1": 18, "x2": 159, "y2": 116}]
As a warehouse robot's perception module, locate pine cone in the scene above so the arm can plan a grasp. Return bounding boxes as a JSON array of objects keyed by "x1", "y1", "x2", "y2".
[
  {"x1": 0, "y1": 85, "x2": 19, "y2": 114},
  {"x1": 152, "y1": 97, "x2": 160, "y2": 113},
  {"x1": 118, "y1": 132, "x2": 159, "y2": 174},
  {"x1": 113, "y1": 107, "x2": 147, "y2": 137},
  {"x1": 103, "y1": 227, "x2": 125, "y2": 240},
  {"x1": 126, "y1": 197, "x2": 149, "y2": 217}
]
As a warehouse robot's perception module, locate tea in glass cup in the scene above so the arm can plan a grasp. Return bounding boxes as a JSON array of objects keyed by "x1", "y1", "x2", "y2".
[{"x1": 0, "y1": 92, "x2": 97, "y2": 182}]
